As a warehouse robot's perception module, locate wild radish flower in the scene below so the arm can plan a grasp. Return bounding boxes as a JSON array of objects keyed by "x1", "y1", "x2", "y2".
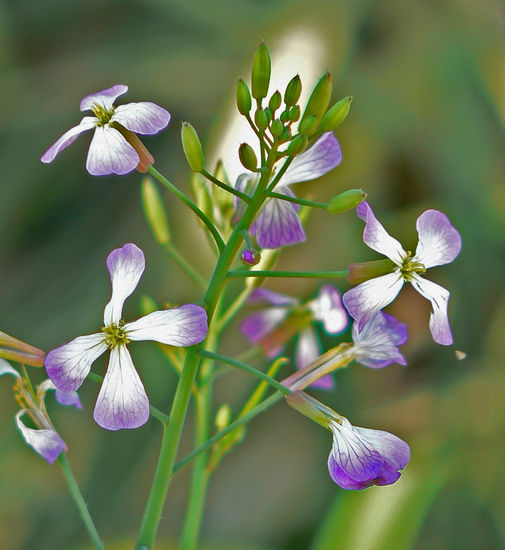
[
  {"x1": 235, "y1": 132, "x2": 342, "y2": 249},
  {"x1": 287, "y1": 391, "x2": 410, "y2": 490},
  {"x1": 343, "y1": 202, "x2": 462, "y2": 345},
  {"x1": 41, "y1": 84, "x2": 170, "y2": 176},
  {"x1": 0, "y1": 359, "x2": 81, "y2": 463},
  {"x1": 45, "y1": 243, "x2": 207, "y2": 430},
  {"x1": 240, "y1": 285, "x2": 348, "y2": 388}
]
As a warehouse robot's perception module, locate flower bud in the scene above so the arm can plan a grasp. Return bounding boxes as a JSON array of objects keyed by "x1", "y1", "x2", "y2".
[
  {"x1": 264, "y1": 108, "x2": 273, "y2": 123},
  {"x1": 254, "y1": 109, "x2": 268, "y2": 132},
  {"x1": 288, "y1": 105, "x2": 300, "y2": 122},
  {"x1": 347, "y1": 259, "x2": 396, "y2": 284},
  {"x1": 286, "y1": 134, "x2": 308, "y2": 156},
  {"x1": 251, "y1": 41, "x2": 271, "y2": 100},
  {"x1": 268, "y1": 91, "x2": 282, "y2": 112},
  {"x1": 281, "y1": 127, "x2": 292, "y2": 141},
  {"x1": 280, "y1": 110, "x2": 290, "y2": 123},
  {"x1": 141, "y1": 177, "x2": 171, "y2": 244},
  {"x1": 215, "y1": 404, "x2": 232, "y2": 431},
  {"x1": 241, "y1": 248, "x2": 261, "y2": 266},
  {"x1": 298, "y1": 114, "x2": 317, "y2": 136},
  {"x1": 284, "y1": 74, "x2": 302, "y2": 106},
  {"x1": 320, "y1": 96, "x2": 352, "y2": 132},
  {"x1": 181, "y1": 122, "x2": 204, "y2": 172},
  {"x1": 327, "y1": 188, "x2": 366, "y2": 214},
  {"x1": 238, "y1": 143, "x2": 258, "y2": 171},
  {"x1": 271, "y1": 119, "x2": 283, "y2": 137},
  {"x1": 236, "y1": 79, "x2": 252, "y2": 115},
  {"x1": 300, "y1": 71, "x2": 332, "y2": 133}
]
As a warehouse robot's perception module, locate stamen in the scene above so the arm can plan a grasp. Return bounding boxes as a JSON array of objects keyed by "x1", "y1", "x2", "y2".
[
  {"x1": 102, "y1": 321, "x2": 130, "y2": 348},
  {"x1": 90, "y1": 102, "x2": 115, "y2": 126},
  {"x1": 400, "y1": 251, "x2": 426, "y2": 281}
]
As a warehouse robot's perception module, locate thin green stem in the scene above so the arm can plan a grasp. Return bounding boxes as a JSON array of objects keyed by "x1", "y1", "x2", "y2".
[
  {"x1": 266, "y1": 191, "x2": 327, "y2": 209},
  {"x1": 216, "y1": 285, "x2": 254, "y2": 331},
  {"x1": 227, "y1": 269, "x2": 349, "y2": 279},
  {"x1": 201, "y1": 169, "x2": 251, "y2": 202},
  {"x1": 266, "y1": 155, "x2": 294, "y2": 192},
  {"x1": 164, "y1": 242, "x2": 207, "y2": 290},
  {"x1": 58, "y1": 454, "x2": 104, "y2": 550},
  {"x1": 148, "y1": 166, "x2": 225, "y2": 251}
]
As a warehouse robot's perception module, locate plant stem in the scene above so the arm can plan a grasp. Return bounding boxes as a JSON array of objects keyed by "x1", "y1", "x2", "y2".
[
  {"x1": 164, "y1": 242, "x2": 207, "y2": 290},
  {"x1": 216, "y1": 285, "x2": 255, "y2": 331},
  {"x1": 266, "y1": 191, "x2": 327, "y2": 209},
  {"x1": 58, "y1": 453, "x2": 104, "y2": 550},
  {"x1": 227, "y1": 270, "x2": 349, "y2": 279},
  {"x1": 201, "y1": 169, "x2": 251, "y2": 202}
]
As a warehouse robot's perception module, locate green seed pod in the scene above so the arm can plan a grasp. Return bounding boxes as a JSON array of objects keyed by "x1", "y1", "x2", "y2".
[
  {"x1": 238, "y1": 143, "x2": 258, "y2": 171},
  {"x1": 255, "y1": 109, "x2": 268, "y2": 132},
  {"x1": 286, "y1": 134, "x2": 308, "y2": 156},
  {"x1": 300, "y1": 71, "x2": 332, "y2": 133},
  {"x1": 298, "y1": 114, "x2": 317, "y2": 136},
  {"x1": 236, "y1": 79, "x2": 252, "y2": 115},
  {"x1": 141, "y1": 177, "x2": 171, "y2": 244},
  {"x1": 181, "y1": 122, "x2": 204, "y2": 172},
  {"x1": 268, "y1": 90, "x2": 282, "y2": 112},
  {"x1": 288, "y1": 105, "x2": 300, "y2": 122},
  {"x1": 271, "y1": 119, "x2": 283, "y2": 137},
  {"x1": 320, "y1": 96, "x2": 353, "y2": 132},
  {"x1": 327, "y1": 188, "x2": 367, "y2": 213},
  {"x1": 251, "y1": 41, "x2": 271, "y2": 100},
  {"x1": 284, "y1": 74, "x2": 302, "y2": 106}
]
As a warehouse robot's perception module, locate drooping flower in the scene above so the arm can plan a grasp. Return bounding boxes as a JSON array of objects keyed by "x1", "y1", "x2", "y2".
[
  {"x1": 45, "y1": 243, "x2": 208, "y2": 430},
  {"x1": 343, "y1": 202, "x2": 462, "y2": 345},
  {"x1": 235, "y1": 132, "x2": 342, "y2": 249},
  {"x1": 0, "y1": 359, "x2": 81, "y2": 464},
  {"x1": 240, "y1": 285, "x2": 348, "y2": 388},
  {"x1": 41, "y1": 84, "x2": 170, "y2": 176},
  {"x1": 286, "y1": 390, "x2": 410, "y2": 490}
]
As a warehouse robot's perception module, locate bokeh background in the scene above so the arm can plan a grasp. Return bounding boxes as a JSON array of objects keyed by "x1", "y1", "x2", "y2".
[{"x1": 1, "y1": 0, "x2": 504, "y2": 549}]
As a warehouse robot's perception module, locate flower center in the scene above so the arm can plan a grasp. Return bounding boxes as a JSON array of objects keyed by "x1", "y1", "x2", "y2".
[
  {"x1": 90, "y1": 102, "x2": 115, "y2": 126},
  {"x1": 102, "y1": 321, "x2": 130, "y2": 349},
  {"x1": 400, "y1": 251, "x2": 425, "y2": 281}
]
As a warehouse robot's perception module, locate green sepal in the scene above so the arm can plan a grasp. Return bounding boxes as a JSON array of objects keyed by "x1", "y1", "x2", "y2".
[{"x1": 298, "y1": 114, "x2": 317, "y2": 136}]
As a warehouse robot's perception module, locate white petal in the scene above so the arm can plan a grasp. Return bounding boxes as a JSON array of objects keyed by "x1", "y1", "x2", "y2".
[
  {"x1": 410, "y1": 275, "x2": 453, "y2": 345},
  {"x1": 40, "y1": 117, "x2": 96, "y2": 163},
  {"x1": 86, "y1": 125, "x2": 139, "y2": 176},
  {"x1": 295, "y1": 327, "x2": 321, "y2": 369},
  {"x1": 16, "y1": 410, "x2": 66, "y2": 464},
  {"x1": 309, "y1": 285, "x2": 348, "y2": 334},
  {"x1": 111, "y1": 102, "x2": 171, "y2": 135},
  {"x1": 80, "y1": 84, "x2": 128, "y2": 112},
  {"x1": 93, "y1": 347, "x2": 149, "y2": 430},
  {"x1": 0, "y1": 358, "x2": 20, "y2": 379},
  {"x1": 103, "y1": 243, "x2": 145, "y2": 325}
]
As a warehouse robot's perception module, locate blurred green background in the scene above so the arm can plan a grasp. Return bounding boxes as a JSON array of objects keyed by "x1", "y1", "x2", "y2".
[{"x1": 0, "y1": 0, "x2": 504, "y2": 549}]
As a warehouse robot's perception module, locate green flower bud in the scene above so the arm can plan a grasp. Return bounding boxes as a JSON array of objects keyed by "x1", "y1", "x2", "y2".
[
  {"x1": 300, "y1": 71, "x2": 332, "y2": 133},
  {"x1": 141, "y1": 177, "x2": 171, "y2": 244},
  {"x1": 181, "y1": 122, "x2": 204, "y2": 172},
  {"x1": 271, "y1": 119, "x2": 283, "y2": 137},
  {"x1": 255, "y1": 109, "x2": 268, "y2": 132},
  {"x1": 286, "y1": 134, "x2": 308, "y2": 156},
  {"x1": 236, "y1": 78, "x2": 252, "y2": 115},
  {"x1": 280, "y1": 110, "x2": 290, "y2": 123},
  {"x1": 320, "y1": 96, "x2": 352, "y2": 132},
  {"x1": 284, "y1": 74, "x2": 302, "y2": 106},
  {"x1": 215, "y1": 404, "x2": 232, "y2": 431},
  {"x1": 251, "y1": 41, "x2": 271, "y2": 100},
  {"x1": 268, "y1": 90, "x2": 282, "y2": 112},
  {"x1": 288, "y1": 105, "x2": 300, "y2": 122},
  {"x1": 281, "y1": 127, "x2": 292, "y2": 142},
  {"x1": 327, "y1": 188, "x2": 366, "y2": 213},
  {"x1": 239, "y1": 143, "x2": 258, "y2": 171},
  {"x1": 298, "y1": 114, "x2": 317, "y2": 136}
]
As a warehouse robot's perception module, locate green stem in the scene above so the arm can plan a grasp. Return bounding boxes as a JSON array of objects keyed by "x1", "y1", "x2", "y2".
[
  {"x1": 201, "y1": 169, "x2": 251, "y2": 202},
  {"x1": 216, "y1": 285, "x2": 254, "y2": 331},
  {"x1": 148, "y1": 166, "x2": 225, "y2": 251},
  {"x1": 266, "y1": 191, "x2": 327, "y2": 209},
  {"x1": 227, "y1": 269, "x2": 349, "y2": 279},
  {"x1": 164, "y1": 242, "x2": 207, "y2": 290},
  {"x1": 58, "y1": 454, "x2": 104, "y2": 550}
]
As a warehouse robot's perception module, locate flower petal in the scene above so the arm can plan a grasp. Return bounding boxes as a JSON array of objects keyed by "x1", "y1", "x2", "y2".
[
  {"x1": 55, "y1": 389, "x2": 83, "y2": 409},
  {"x1": 281, "y1": 132, "x2": 342, "y2": 185},
  {"x1": 40, "y1": 117, "x2": 96, "y2": 163},
  {"x1": 103, "y1": 243, "x2": 146, "y2": 325},
  {"x1": 111, "y1": 102, "x2": 171, "y2": 135},
  {"x1": 45, "y1": 334, "x2": 107, "y2": 392},
  {"x1": 93, "y1": 346, "x2": 149, "y2": 430},
  {"x1": 309, "y1": 285, "x2": 348, "y2": 334},
  {"x1": 16, "y1": 410, "x2": 66, "y2": 464},
  {"x1": 80, "y1": 84, "x2": 129, "y2": 112},
  {"x1": 247, "y1": 288, "x2": 298, "y2": 306},
  {"x1": 357, "y1": 202, "x2": 405, "y2": 265},
  {"x1": 240, "y1": 308, "x2": 290, "y2": 347},
  {"x1": 415, "y1": 209, "x2": 462, "y2": 269},
  {"x1": 251, "y1": 188, "x2": 306, "y2": 249},
  {"x1": 296, "y1": 328, "x2": 334, "y2": 389},
  {"x1": 125, "y1": 304, "x2": 208, "y2": 346},
  {"x1": 0, "y1": 358, "x2": 20, "y2": 378},
  {"x1": 410, "y1": 275, "x2": 453, "y2": 345},
  {"x1": 86, "y1": 125, "x2": 139, "y2": 176},
  {"x1": 343, "y1": 272, "x2": 404, "y2": 331}
]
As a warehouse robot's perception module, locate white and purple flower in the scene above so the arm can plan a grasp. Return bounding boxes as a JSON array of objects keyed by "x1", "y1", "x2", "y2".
[
  {"x1": 45, "y1": 243, "x2": 208, "y2": 431},
  {"x1": 41, "y1": 84, "x2": 170, "y2": 176},
  {"x1": 235, "y1": 132, "x2": 342, "y2": 249},
  {"x1": 343, "y1": 202, "x2": 462, "y2": 345},
  {"x1": 240, "y1": 285, "x2": 348, "y2": 388}
]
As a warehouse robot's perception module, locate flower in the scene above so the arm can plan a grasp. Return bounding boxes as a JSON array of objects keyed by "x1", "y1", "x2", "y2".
[
  {"x1": 343, "y1": 201, "x2": 462, "y2": 345},
  {"x1": 45, "y1": 243, "x2": 208, "y2": 430},
  {"x1": 240, "y1": 285, "x2": 348, "y2": 388},
  {"x1": 235, "y1": 132, "x2": 342, "y2": 249},
  {"x1": 0, "y1": 358, "x2": 81, "y2": 464},
  {"x1": 41, "y1": 84, "x2": 170, "y2": 176}
]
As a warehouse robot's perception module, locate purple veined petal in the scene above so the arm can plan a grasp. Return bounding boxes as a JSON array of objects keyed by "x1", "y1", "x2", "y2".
[
  {"x1": 410, "y1": 275, "x2": 453, "y2": 345},
  {"x1": 240, "y1": 307, "x2": 290, "y2": 345},
  {"x1": 357, "y1": 202, "x2": 405, "y2": 266},
  {"x1": 80, "y1": 84, "x2": 129, "y2": 112},
  {"x1": 103, "y1": 243, "x2": 146, "y2": 326},
  {"x1": 381, "y1": 312, "x2": 408, "y2": 346},
  {"x1": 54, "y1": 389, "x2": 83, "y2": 409},
  {"x1": 414, "y1": 210, "x2": 462, "y2": 269},
  {"x1": 251, "y1": 188, "x2": 306, "y2": 249},
  {"x1": 40, "y1": 117, "x2": 96, "y2": 163},
  {"x1": 125, "y1": 304, "x2": 208, "y2": 346},
  {"x1": 93, "y1": 346, "x2": 149, "y2": 430},
  {"x1": 45, "y1": 333, "x2": 107, "y2": 392},
  {"x1": 281, "y1": 132, "x2": 342, "y2": 186},
  {"x1": 86, "y1": 125, "x2": 139, "y2": 176},
  {"x1": 296, "y1": 328, "x2": 334, "y2": 389},
  {"x1": 15, "y1": 410, "x2": 66, "y2": 464},
  {"x1": 233, "y1": 172, "x2": 258, "y2": 212},
  {"x1": 111, "y1": 102, "x2": 171, "y2": 135},
  {"x1": 248, "y1": 288, "x2": 298, "y2": 306},
  {"x1": 0, "y1": 358, "x2": 20, "y2": 379},
  {"x1": 310, "y1": 285, "x2": 348, "y2": 334},
  {"x1": 343, "y1": 272, "x2": 404, "y2": 331}
]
